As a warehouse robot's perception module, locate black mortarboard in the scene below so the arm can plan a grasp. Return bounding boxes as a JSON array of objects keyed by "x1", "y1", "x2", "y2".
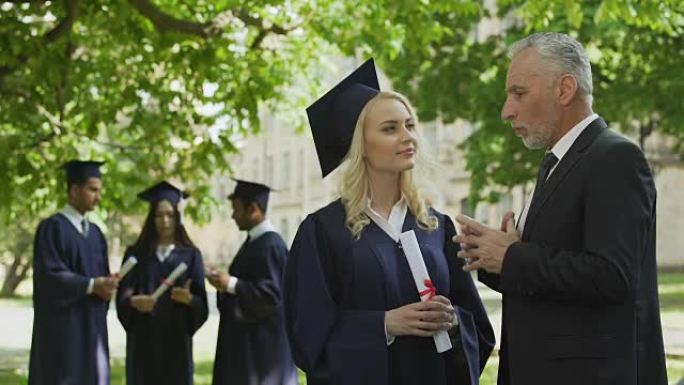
[
  {"x1": 63, "y1": 160, "x2": 104, "y2": 184},
  {"x1": 306, "y1": 58, "x2": 380, "y2": 177},
  {"x1": 137, "y1": 181, "x2": 188, "y2": 205},
  {"x1": 227, "y1": 179, "x2": 272, "y2": 211}
]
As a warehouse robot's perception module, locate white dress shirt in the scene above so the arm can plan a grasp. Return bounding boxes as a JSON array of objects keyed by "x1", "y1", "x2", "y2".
[
  {"x1": 517, "y1": 113, "x2": 598, "y2": 234},
  {"x1": 156, "y1": 244, "x2": 175, "y2": 263},
  {"x1": 364, "y1": 197, "x2": 408, "y2": 241},
  {"x1": 226, "y1": 219, "x2": 276, "y2": 294}
]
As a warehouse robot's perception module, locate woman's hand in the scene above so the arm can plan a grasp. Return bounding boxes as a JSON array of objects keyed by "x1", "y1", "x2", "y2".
[
  {"x1": 385, "y1": 295, "x2": 455, "y2": 337},
  {"x1": 130, "y1": 294, "x2": 156, "y2": 313},
  {"x1": 170, "y1": 279, "x2": 193, "y2": 306}
]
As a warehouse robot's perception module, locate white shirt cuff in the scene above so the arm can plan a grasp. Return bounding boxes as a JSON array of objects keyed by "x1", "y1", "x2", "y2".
[
  {"x1": 86, "y1": 278, "x2": 94, "y2": 295},
  {"x1": 226, "y1": 276, "x2": 239, "y2": 294},
  {"x1": 385, "y1": 316, "x2": 395, "y2": 346}
]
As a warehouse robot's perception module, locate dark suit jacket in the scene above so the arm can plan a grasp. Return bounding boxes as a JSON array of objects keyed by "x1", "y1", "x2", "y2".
[{"x1": 480, "y1": 117, "x2": 667, "y2": 385}]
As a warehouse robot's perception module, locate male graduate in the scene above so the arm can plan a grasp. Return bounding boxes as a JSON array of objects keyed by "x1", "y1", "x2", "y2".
[
  {"x1": 29, "y1": 160, "x2": 117, "y2": 385},
  {"x1": 207, "y1": 179, "x2": 297, "y2": 385}
]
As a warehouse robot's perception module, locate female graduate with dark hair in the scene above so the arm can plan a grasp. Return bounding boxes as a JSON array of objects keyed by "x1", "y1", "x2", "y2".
[
  {"x1": 116, "y1": 181, "x2": 208, "y2": 385},
  {"x1": 284, "y1": 59, "x2": 495, "y2": 385}
]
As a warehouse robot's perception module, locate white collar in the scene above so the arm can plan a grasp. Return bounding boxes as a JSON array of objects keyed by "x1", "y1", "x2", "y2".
[
  {"x1": 156, "y1": 244, "x2": 175, "y2": 262},
  {"x1": 248, "y1": 219, "x2": 275, "y2": 242},
  {"x1": 60, "y1": 204, "x2": 88, "y2": 235},
  {"x1": 549, "y1": 113, "x2": 598, "y2": 163},
  {"x1": 364, "y1": 196, "x2": 408, "y2": 242}
]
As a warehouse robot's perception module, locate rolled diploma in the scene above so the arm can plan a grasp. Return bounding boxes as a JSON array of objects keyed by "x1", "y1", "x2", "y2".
[
  {"x1": 117, "y1": 256, "x2": 138, "y2": 279},
  {"x1": 150, "y1": 262, "x2": 188, "y2": 300},
  {"x1": 398, "y1": 230, "x2": 452, "y2": 353}
]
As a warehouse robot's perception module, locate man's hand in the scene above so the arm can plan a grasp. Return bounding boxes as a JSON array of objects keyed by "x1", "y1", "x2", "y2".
[
  {"x1": 171, "y1": 279, "x2": 193, "y2": 305},
  {"x1": 453, "y1": 213, "x2": 519, "y2": 274},
  {"x1": 93, "y1": 276, "x2": 118, "y2": 301},
  {"x1": 206, "y1": 270, "x2": 230, "y2": 292},
  {"x1": 130, "y1": 294, "x2": 156, "y2": 313}
]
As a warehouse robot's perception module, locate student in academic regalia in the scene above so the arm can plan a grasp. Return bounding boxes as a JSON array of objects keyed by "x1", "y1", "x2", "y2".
[
  {"x1": 29, "y1": 160, "x2": 116, "y2": 385},
  {"x1": 206, "y1": 179, "x2": 297, "y2": 385},
  {"x1": 116, "y1": 181, "x2": 209, "y2": 385},
  {"x1": 284, "y1": 59, "x2": 495, "y2": 385}
]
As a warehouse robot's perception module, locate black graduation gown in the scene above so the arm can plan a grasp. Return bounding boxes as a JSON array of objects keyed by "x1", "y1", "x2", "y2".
[
  {"x1": 212, "y1": 231, "x2": 297, "y2": 385},
  {"x1": 116, "y1": 246, "x2": 209, "y2": 385},
  {"x1": 284, "y1": 200, "x2": 495, "y2": 385},
  {"x1": 29, "y1": 213, "x2": 111, "y2": 385}
]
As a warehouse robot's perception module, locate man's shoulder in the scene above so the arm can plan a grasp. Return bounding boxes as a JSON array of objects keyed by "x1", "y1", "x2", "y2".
[
  {"x1": 589, "y1": 130, "x2": 645, "y2": 166},
  {"x1": 254, "y1": 231, "x2": 287, "y2": 250},
  {"x1": 37, "y1": 213, "x2": 68, "y2": 231}
]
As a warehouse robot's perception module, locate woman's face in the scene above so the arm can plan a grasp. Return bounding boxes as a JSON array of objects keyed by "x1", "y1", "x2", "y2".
[
  {"x1": 362, "y1": 97, "x2": 417, "y2": 174},
  {"x1": 154, "y1": 200, "x2": 176, "y2": 241}
]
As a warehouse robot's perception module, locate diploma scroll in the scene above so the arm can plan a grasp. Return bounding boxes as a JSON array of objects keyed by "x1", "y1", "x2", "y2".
[
  {"x1": 398, "y1": 230, "x2": 453, "y2": 353},
  {"x1": 116, "y1": 256, "x2": 138, "y2": 279},
  {"x1": 150, "y1": 262, "x2": 188, "y2": 300}
]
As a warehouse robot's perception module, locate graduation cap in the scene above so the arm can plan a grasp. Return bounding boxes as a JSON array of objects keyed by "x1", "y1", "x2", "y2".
[
  {"x1": 137, "y1": 181, "x2": 189, "y2": 206},
  {"x1": 306, "y1": 58, "x2": 380, "y2": 177},
  {"x1": 227, "y1": 179, "x2": 272, "y2": 211},
  {"x1": 63, "y1": 160, "x2": 105, "y2": 184}
]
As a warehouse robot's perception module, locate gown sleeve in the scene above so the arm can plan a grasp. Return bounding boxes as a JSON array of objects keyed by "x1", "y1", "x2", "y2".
[
  {"x1": 185, "y1": 248, "x2": 209, "y2": 335},
  {"x1": 284, "y1": 214, "x2": 388, "y2": 384},
  {"x1": 218, "y1": 239, "x2": 286, "y2": 323},
  {"x1": 33, "y1": 219, "x2": 91, "y2": 309},
  {"x1": 443, "y1": 215, "x2": 495, "y2": 383},
  {"x1": 115, "y1": 247, "x2": 138, "y2": 332}
]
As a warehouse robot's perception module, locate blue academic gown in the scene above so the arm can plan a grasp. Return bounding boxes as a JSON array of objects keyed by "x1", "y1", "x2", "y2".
[
  {"x1": 29, "y1": 213, "x2": 111, "y2": 385},
  {"x1": 284, "y1": 200, "x2": 495, "y2": 385},
  {"x1": 116, "y1": 246, "x2": 208, "y2": 385},
  {"x1": 212, "y1": 231, "x2": 297, "y2": 385}
]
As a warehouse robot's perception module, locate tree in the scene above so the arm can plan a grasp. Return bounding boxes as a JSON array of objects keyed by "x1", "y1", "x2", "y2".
[
  {"x1": 0, "y1": 0, "x2": 331, "y2": 296},
  {"x1": 2, "y1": 0, "x2": 683, "y2": 295},
  {"x1": 359, "y1": 0, "x2": 684, "y2": 203}
]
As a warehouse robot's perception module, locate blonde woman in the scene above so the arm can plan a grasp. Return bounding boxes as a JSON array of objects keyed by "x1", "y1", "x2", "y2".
[{"x1": 284, "y1": 59, "x2": 494, "y2": 385}]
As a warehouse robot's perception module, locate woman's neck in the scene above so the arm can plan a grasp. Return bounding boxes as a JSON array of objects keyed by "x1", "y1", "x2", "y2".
[
  {"x1": 157, "y1": 237, "x2": 174, "y2": 247},
  {"x1": 367, "y1": 168, "x2": 401, "y2": 220}
]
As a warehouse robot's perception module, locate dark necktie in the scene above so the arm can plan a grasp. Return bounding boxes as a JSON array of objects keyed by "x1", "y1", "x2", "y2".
[
  {"x1": 530, "y1": 152, "x2": 559, "y2": 207},
  {"x1": 81, "y1": 219, "x2": 89, "y2": 237}
]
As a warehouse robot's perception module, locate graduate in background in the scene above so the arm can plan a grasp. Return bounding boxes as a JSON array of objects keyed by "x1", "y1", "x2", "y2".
[
  {"x1": 116, "y1": 181, "x2": 208, "y2": 385},
  {"x1": 29, "y1": 160, "x2": 115, "y2": 385},
  {"x1": 207, "y1": 179, "x2": 297, "y2": 385},
  {"x1": 284, "y1": 59, "x2": 495, "y2": 385}
]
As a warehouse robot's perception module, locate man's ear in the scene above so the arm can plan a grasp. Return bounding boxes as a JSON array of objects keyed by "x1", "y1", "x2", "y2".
[
  {"x1": 248, "y1": 201, "x2": 262, "y2": 217},
  {"x1": 558, "y1": 73, "x2": 579, "y2": 106}
]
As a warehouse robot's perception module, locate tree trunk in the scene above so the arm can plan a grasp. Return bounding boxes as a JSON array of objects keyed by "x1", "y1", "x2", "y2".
[
  {"x1": 0, "y1": 226, "x2": 33, "y2": 298},
  {"x1": 0, "y1": 254, "x2": 30, "y2": 297}
]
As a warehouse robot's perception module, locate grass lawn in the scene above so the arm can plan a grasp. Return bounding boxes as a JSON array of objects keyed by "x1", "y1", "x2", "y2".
[
  {"x1": 659, "y1": 272, "x2": 684, "y2": 312},
  {"x1": 0, "y1": 272, "x2": 681, "y2": 384}
]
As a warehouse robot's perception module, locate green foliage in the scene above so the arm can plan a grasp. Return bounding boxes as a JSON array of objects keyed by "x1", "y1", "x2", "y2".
[
  {"x1": 0, "y1": 0, "x2": 330, "y2": 225},
  {"x1": 346, "y1": 0, "x2": 684, "y2": 202}
]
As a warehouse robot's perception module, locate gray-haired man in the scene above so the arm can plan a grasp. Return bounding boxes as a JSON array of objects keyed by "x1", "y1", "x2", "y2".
[{"x1": 455, "y1": 32, "x2": 667, "y2": 385}]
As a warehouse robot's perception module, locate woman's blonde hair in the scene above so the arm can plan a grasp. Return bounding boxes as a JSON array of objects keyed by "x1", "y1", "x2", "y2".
[{"x1": 339, "y1": 91, "x2": 438, "y2": 239}]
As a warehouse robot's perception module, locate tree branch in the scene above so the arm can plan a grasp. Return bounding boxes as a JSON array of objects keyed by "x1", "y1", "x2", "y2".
[
  {"x1": 127, "y1": 0, "x2": 211, "y2": 37},
  {"x1": 0, "y1": 0, "x2": 80, "y2": 82},
  {"x1": 44, "y1": 0, "x2": 80, "y2": 43},
  {"x1": 126, "y1": 0, "x2": 295, "y2": 47}
]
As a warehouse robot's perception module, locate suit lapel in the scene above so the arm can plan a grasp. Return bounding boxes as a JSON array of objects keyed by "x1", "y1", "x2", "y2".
[{"x1": 522, "y1": 117, "x2": 607, "y2": 241}]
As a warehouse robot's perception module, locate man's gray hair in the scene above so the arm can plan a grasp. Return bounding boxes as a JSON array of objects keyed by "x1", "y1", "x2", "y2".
[{"x1": 509, "y1": 32, "x2": 593, "y2": 105}]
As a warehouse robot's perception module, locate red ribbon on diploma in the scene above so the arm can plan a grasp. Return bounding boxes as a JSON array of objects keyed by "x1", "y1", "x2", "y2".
[
  {"x1": 161, "y1": 279, "x2": 171, "y2": 287},
  {"x1": 419, "y1": 279, "x2": 436, "y2": 300}
]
